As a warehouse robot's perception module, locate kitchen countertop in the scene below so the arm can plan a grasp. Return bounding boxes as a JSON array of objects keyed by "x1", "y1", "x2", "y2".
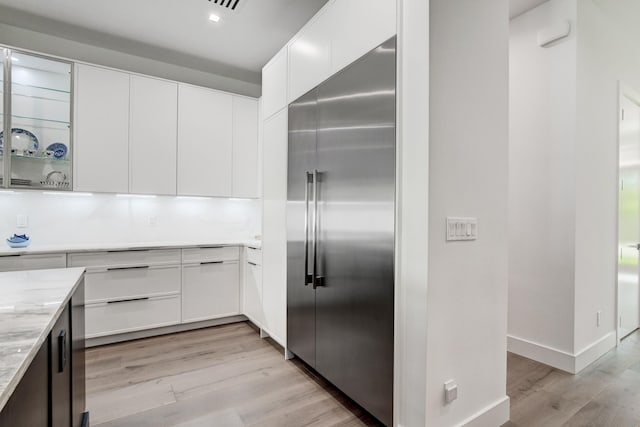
[
  {"x1": 0, "y1": 240, "x2": 262, "y2": 257},
  {"x1": 0, "y1": 268, "x2": 85, "y2": 413}
]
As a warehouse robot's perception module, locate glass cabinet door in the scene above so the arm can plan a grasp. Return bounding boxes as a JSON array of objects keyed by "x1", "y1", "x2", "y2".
[{"x1": 6, "y1": 51, "x2": 72, "y2": 190}]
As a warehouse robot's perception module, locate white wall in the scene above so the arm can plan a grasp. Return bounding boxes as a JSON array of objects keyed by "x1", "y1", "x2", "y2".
[
  {"x1": 509, "y1": 0, "x2": 578, "y2": 356},
  {"x1": 509, "y1": 0, "x2": 640, "y2": 372},
  {"x1": 574, "y1": 0, "x2": 640, "y2": 355},
  {"x1": 0, "y1": 191, "x2": 261, "y2": 248},
  {"x1": 426, "y1": 0, "x2": 510, "y2": 426}
]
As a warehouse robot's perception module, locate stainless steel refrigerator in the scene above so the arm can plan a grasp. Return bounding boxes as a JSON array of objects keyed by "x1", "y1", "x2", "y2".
[{"x1": 287, "y1": 37, "x2": 396, "y2": 426}]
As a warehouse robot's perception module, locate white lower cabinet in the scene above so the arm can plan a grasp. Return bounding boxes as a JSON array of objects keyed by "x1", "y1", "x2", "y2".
[
  {"x1": 86, "y1": 295, "x2": 181, "y2": 338},
  {"x1": 84, "y1": 265, "x2": 181, "y2": 304},
  {"x1": 243, "y1": 249, "x2": 263, "y2": 327},
  {"x1": 182, "y1": 261, "x2": 240, "y2": 323},
  {"x1": 0, "y1": 253, "x2": 66, "y2": 272}
]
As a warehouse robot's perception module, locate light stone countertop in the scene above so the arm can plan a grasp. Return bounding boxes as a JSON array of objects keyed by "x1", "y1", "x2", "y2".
[
  {"x1": 0, "y1": 240, "x2": 262, "y2": 257},
  {"x1": 0, "y1": 268, "x2": 85, "y2": 413}
]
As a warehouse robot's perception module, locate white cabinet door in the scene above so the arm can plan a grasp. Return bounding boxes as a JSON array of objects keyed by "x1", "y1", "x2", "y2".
[
  {"x1": 74, "y1": 64, "x2": 130, "y2": 193},
  {"x1": 182, "y1": 261, "x2": 240, "y2": 323},
  {"x1": 288, "y1": 9, "x2": 332, "y2": 103},
  {"x1": 261, "y1": 109, "x2": 288, "y2": 345},
  {"x1": 0, "y1": 253, "x2": 66, "y2": 272},
  {"x1": 243, "y1": 261, "x2": 263, "y2": 326},
  {"x1": 177, "y1": 84, "x2": 233, "y2": 197},
  {"x1": 261, "y1": 47, "x2": 288, "y2": 120},
  {"x1": 129, "y1": 76, "x2": 178, "y2": 195},
  {"x1": 232, "y1": 96, "x2": 259, "y2": 198},
  {"x1": 329, "y1": 0, "x2": 396, "y2": 74}
]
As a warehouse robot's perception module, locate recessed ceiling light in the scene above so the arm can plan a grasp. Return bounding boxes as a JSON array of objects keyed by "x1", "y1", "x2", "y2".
[{"x1": 209, "y1": 13, "x2": 221, "y2": 23}]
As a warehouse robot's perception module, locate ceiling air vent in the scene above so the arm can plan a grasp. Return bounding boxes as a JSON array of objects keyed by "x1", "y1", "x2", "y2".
[{"x1": 209, "y1": 0, "x2": 244, "y2": 11}]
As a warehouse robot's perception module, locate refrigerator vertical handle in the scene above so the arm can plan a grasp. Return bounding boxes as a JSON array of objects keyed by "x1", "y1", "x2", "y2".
[
  {"x1": 304, "y1": 171, "x2": 313, "y2": 285},
  {"x1": 312, "y1": 170, "x2": 324, "y2": 289}
]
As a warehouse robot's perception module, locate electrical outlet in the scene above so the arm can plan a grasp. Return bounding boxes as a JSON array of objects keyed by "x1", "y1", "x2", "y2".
[
  {"x1": 444, "y1": 380, "x2": 458, "y2": 404},
  {"x1": 16, "y1": 214, "x2": 28, "y2": 228},
  {"x1": 597, "y1": 311, "x2": 602, "y2": 327}
]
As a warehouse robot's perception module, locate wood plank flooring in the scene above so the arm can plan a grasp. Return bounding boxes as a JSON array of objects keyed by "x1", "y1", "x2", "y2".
[
  {"x1": 88, "y1": 323, "x2": 640, "y2": 426},
  {"x1": 86, "y1": 322, "x2": 382, "y2": 427},
  {"x1": 506, "y1": 331, "x2": 640, "y2": 427}
]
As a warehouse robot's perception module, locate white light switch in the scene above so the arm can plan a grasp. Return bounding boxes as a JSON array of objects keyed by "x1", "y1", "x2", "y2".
[
  {"x1": 444, "y1": 380, "x2": 458, "y2": 404},
  {"x1": 446, "y1": 217, "x2": 477, "y2": 241},
  {"x1": 16, "y1": 214, "x2": 28, "y2": 228}
]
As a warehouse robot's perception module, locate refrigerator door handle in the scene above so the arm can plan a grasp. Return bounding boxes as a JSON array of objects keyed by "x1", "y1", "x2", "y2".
[
  {"x1": 312, "y1": 169, "x2": 325, "y2": 289},
  {"x1": 304, "y1": 171, "x2": 313, "y2": 285}
]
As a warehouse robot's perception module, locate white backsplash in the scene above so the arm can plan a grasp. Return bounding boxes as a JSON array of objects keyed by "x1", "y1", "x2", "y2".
[{"x1": 0, "y1": 191, "x2": 261, "y2": 247}]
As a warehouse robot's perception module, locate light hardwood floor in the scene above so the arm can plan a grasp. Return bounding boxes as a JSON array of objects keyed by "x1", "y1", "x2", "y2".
[
  {"x1": 506, "y1": 331, "x2": 640, "y2": 427},
  {"x1": 86, "y1": 322, "x2": 382, "y2": 427}
]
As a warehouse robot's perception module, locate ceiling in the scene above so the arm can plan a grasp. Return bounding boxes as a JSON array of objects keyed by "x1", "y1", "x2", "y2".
[
  {"x1": 510, "y1": 0, "x2": 550, "y2": 18},
  {"x1": 0, "y1": 0, "x2": 329, "y2": 84}
]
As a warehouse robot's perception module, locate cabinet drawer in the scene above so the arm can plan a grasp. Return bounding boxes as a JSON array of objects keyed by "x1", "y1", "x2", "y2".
[
  {"x1": 0, "y1": 253, "x2": 66, "y2": 272},
  {"x1": 246, "y1": 247, "x2": 262, "y2": 266},
  {"x1": 85, "y1": 295, "x2": 181, "y2": 338},
  {"x1": 68, "y1": 249, "x2": 180, "y2": 269},
  {"x1": 85, "y1": 265, "x2": 181, "y2": 304},
  {"x1": 182, "y1": 246, "x2": 239, "y2": 264},
  {"x1": 182, "y1": 261, "x2": 240, "y2": 323}
]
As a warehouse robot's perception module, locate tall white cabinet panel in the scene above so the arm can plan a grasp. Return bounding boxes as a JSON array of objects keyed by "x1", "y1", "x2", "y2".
[
  {"x1": 261, "y1": 109, "x2": 288, "y2": 346},
  {"x1": 129, "y1": 76, "x2": 178, "y2": 195},
  {"x1": 177, "y1": 84, "x2": 232, "y2": 197},
  {"x1": 328, "y1": 0, "x2": 396, "y2": 74},
  {"x1": 288, "y1": 9, "x2": 332, "y2": 103},
  {"x1": 232, "y1": 96, "x2": 259, "y2": 198},
  {"x1": 261, "y1": 48, "x2": 288, "y2": 120},
  {"x1": 74, "y1": 64, "x2": 130, "y2": 193}
]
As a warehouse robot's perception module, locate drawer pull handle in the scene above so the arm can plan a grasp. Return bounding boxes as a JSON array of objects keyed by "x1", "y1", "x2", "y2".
[
  {"x1": 107, "y1": 249, "x2": 151, "y2": 253},
  {"x1": 107, "y1": 297, "x2": 150, "y2": 304},
  {"x1": 248, "y1": 247, "x2": 258, "y2": 250},
  {"x1": 200, "y1": 246, "x2": 224, "y2": 249},
  {"x1": 107, "y1": 265, "x2": 150, "y2": 271},
  {"x1": 200, "y1": 261, "x2": 224, "y2": 265},
  {"x1": 248, "y1": 262, "x2": 258, "y2": 266}
]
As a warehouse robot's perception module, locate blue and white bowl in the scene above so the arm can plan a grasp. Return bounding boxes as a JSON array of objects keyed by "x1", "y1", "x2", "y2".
[{"x1": 6, "y1": 234, "x2": 30, "y2": 248}]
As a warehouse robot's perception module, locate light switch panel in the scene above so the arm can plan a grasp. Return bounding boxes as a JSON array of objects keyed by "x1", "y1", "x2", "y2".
[{"x1": 446, "y1": 217, "x2": 477, "y2": 241}]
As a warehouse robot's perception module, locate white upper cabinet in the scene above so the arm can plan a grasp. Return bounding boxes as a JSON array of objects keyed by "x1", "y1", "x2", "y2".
[
  {"x1": 232, "y1": 96, "x2": 259, "y2": 198},
  {"x1": 74, "y1": 64, "x2": 130, "y2": 193},
  {"x1": 129, "y1": 76, "x2": 178, "y2": 196},
  {"x1": 177, "y1": 84, "x2": 233, "y2": 197},
  {"x1": 288, "y1": 9, "x2": 332, "y2": 103},
  {"x1": 329, "y1": 0, "x2": 396, "y2": 74},
  {"x1": 261, "y1": 47, "x2": 288, "y2": 120}
]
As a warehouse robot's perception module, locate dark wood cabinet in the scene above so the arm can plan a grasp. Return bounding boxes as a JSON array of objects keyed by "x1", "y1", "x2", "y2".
[{"x1": 0, "y1": 279, "x2": 87, "y2": 427}]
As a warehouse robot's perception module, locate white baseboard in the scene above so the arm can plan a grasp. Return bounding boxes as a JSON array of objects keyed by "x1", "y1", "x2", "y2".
[
  {"x1": 507, "y1": 332, "x2": 616, "y2": 374},
  {"x1": 459, "y1": 396, "x2": 510, "y2": 427},
  {"x1": 574, "y1": 332, "x2": 617, "y2": 372}
]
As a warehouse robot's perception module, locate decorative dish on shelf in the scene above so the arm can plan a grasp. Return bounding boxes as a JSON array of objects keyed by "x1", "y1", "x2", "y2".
[
  {"x1": 6, "y1": 234, "x2": 30, "y2": 248},
  {"x1": 46, "y1": 142, "x2": 68, "y2": 159},
  {"x1": 0, "y1": 128, "x2": 39, "y2": 152},
  {"x1": 40, "y1": 170, "x2": 69, "y2": 189}
]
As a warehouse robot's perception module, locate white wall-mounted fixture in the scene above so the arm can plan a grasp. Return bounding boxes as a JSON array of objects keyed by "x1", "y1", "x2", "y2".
[
  {"x1": 446, "y1": 217, "x2": 478, "y2": 241},
  {"x1": 444, "y1": 380, "x2": 458, "y2": 404},
  {"x1": 209, "y1": 13, "x2": 221, "y2": 23},
  {"x1": 537, "y1": 21, "x2": 571, "y2": 48}
]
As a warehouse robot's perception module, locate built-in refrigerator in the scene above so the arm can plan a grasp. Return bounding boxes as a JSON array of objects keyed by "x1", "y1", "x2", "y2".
[{"x1": 287, "y1": 36, "x2": 396, "y2": 426}]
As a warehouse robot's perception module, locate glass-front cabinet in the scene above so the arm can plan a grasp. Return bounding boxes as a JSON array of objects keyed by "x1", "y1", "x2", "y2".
[{"x1": 1, "y1": 49, "x2": 72, "y2": 190}]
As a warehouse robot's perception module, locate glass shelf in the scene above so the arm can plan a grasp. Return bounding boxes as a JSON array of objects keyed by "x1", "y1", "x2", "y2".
[
  {"x1": 11, "y1": 115, "x2": 70, "y2": 126},
  {"x1": 10, "y1": 154, "x2": 70, "y2": 163},
  {"x1": 0, "y1": 80, "x2": 70, "y2": 94}
]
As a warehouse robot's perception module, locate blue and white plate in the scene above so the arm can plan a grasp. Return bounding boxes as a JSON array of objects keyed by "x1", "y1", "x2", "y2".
[
  {"x1": 6, "y1": 234, "x2": 30, "y2": 248},
  {"x1": 46, "y1": 143, "x2": 68, "y2": 159},
  {"x1": 0, "y1": 128, "x2": 39, "y2": 152}
]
